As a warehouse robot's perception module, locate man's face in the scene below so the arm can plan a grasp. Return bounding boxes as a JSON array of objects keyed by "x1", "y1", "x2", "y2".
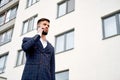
[{"x1": 37, "y1": 21, "x2": 50, "y2": 35}]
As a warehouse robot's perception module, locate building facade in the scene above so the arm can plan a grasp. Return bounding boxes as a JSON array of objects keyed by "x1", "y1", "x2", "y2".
[{"x1": 0, "y1": 0, "x2": 120, "y2": 80}]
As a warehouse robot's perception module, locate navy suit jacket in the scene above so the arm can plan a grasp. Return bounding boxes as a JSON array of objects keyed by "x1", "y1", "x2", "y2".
[{"x1": 21, "y1": 34, "x2": 55, "y2": 80}]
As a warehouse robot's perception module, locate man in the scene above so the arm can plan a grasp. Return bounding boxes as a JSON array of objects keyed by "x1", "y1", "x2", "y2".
[{"x1": 21, "y1": 18, "x2": 55, "y2": 80}]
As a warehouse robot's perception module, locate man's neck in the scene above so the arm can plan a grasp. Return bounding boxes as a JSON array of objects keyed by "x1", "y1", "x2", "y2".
[{"x1": 41, "y1": 35, "x2": 46, "y2": 41}]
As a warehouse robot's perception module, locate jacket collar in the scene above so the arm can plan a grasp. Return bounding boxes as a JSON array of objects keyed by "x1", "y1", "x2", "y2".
[{"x1": 37, "y1": 39, "x2": 51, "y2": 53}]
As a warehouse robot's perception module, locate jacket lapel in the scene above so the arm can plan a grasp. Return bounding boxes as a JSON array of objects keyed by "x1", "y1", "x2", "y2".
[{"x1": 36, "y1": 39, "x2": 51, "y2": 53}]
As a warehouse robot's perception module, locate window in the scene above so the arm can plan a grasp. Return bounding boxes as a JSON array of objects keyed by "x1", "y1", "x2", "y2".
[
  {"x1": 5, "y1": 10, "x2": 11, "y2": 23},
  {"x1": 32, "y1": 0, "x2": 38, "y2": 4},
  {"x1": 22, "y1": 21, "x2": 28, "y2": 34},
  {"x1": 27, "y1": 0, "x2": 32, "y2": 7},
  {"x1": 22, "y1": 16, "x2": 37, "y2": 35},
  {"x1": 26, "y1": 0, "x2": 39, "y2": 8},
  {"x1": 0, "y1": 54, "x2": 8, "y2": 73},
  {"x1": 102, "y1": 12, "x2": 120, "y2": 39},
  {"x1": 0, "y1": 33, "x2": 5, "y2": 43},
  {"x1": 33, "y1": 16, "x2": 37, "y2": 29},
  {"x1": 57, "y1": 0, "x2": 75, "y2": 17},
  {"x1": 0, "y1": 5, "x2": 18, "y2": 26},
  {"x1": 0, "y1": 35, "x2": 2, "y2": 43},
  {"x1": 55, "y1": 29, "x2": 74, "y2": 53},
  {"x1": 68, "y1": 0, "x2": 75, "y2": 12},
  {"x1": 58, "y1": 2, "x2": 67, "y2": 17},
  {"x1": 16, "y1": 50, "x2": 26, "y2": 66},
  {"x1": 103, "y1": 16, "x2": 117, "y2": 38},
  {"x1": 56, "y1": 70, "x2": 69, "y2": 80},
  {"x1": 5, "y1": 29, "x2": 13, "y2": 42},
  {"x1": 9, "y1": 6, "x2": 18, "y2": 20},
  {"x1": 56, "y1": 35, "x2": 65, "y2": 53},
  {"x1": 0, "y1": 14, "x2": 5, "y2": 26},
  {"x1": 66, "y1": 31, "x2": 74, "y2": 50},
  {"x1": 28, "y1": 18, "x2": 34, "y2": 31},
  {"x1": 0, "y1": 0, "x2": 10, "y2": 7},
  {"x1": 0, "y1": 28, "x2": 13, "y2": 46},
  {"x1": 5, "y1": 6, "x2": 18, "y2": 23}
]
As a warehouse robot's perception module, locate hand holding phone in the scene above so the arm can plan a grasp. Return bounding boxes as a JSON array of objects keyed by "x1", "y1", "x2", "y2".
[{"x1": 37, "y1": 27, "x2": 44, "y2": 36}]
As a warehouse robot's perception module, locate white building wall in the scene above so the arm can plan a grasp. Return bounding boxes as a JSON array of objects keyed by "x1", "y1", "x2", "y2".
[{"x1": 0, "y1": 0, "x2": 120, "y2": 80}]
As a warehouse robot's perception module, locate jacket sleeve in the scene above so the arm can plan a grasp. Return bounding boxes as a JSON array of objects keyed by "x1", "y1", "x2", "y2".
[
  {"x1": 50, "y1": 48, "x2": 55, "y2": 80},
  {"x1": 22, "y1": 34, "x2": 40, "y2": 52}
]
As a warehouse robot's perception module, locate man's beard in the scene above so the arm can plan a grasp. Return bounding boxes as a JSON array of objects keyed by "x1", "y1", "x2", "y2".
[{"x1": 42, "y1": 31, "x2": 48, "y2": 35}]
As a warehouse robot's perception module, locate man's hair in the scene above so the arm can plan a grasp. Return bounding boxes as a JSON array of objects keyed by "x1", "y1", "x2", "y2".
[{"x1": 37, "y1": 18, "x2": 50, "y2": 24}]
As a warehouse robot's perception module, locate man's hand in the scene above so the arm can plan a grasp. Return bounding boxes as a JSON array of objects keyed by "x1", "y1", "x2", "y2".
[{"x1": 37, "y1": 27, "x2": 44, "y2": 36}]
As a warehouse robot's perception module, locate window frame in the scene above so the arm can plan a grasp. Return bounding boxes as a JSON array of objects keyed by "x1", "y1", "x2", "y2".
[
  {"x1": 26, "y1": 0, "x2": 40, "y2": 8},
  {"x1": 0, "y1": 13, "x2": 5, "y2": 26},
  {"x1": 57, "y1": 1, "x2": 67, "y2": 18},
  {"x1": 15, "y1": 50, "x2": 26, "y2": 67},
  {"x1": 0, "y1": 28, "x2": 14, "y2": 46},
  {"x1": 0, "y1": 53, "x2": 8, "y2": 74},
  {"x1": 57, "y1": 0, "x2": 75, "y2": 18},
  {"x1": 102, "y1": 10, "x2": 120, "y2": 39},
  {"x1": 21, "y1": 15, "x2": 37, "y2": 35},
  {"x1": 65, "y1": 31, "x2": 74, "y2": 50},
  {"x1": 22, "y1": 20, "x2": 29, "y2": 34},
  {"x1": 0, "y1": 0, "x2": 11, "y2": 8},
  {"x1": 55, "y1": 34, "x2": 65, "y2": 53},
  {"x1": 56, "y1": 69, "x2": 69, "y2": 80},
  {"x1": 5, "y1": 9, "x2": 11, "y2": 23},
  {"x1": 55, "y1": 29, "x2": 74, "y2": 54},
  {"x1": 9, "y1": 6, "x2": 18, "y2": 20},
  {"x1": 0, "y1": 5, "x2": 18, "y2": 26}
]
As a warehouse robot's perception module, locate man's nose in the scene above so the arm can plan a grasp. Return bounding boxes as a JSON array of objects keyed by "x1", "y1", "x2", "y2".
[{"x1": 45, "y1": 26, "x2": 48, "y2": 29}]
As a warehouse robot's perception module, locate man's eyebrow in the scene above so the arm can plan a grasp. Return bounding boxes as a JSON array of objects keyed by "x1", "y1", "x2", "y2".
[{"x1": 43, "y1": 23, "x2": 50, "y2": 27}]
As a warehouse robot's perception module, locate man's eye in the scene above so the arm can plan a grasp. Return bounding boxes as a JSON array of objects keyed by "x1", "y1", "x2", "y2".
[{"x1": 43, "y1": 24, "x2": 46, "y2": 25}]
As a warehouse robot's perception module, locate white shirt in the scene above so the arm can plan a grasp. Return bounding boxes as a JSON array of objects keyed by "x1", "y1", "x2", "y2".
[{"x1": 40, "y1": 38, "x2": 47, "y2": 48}]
